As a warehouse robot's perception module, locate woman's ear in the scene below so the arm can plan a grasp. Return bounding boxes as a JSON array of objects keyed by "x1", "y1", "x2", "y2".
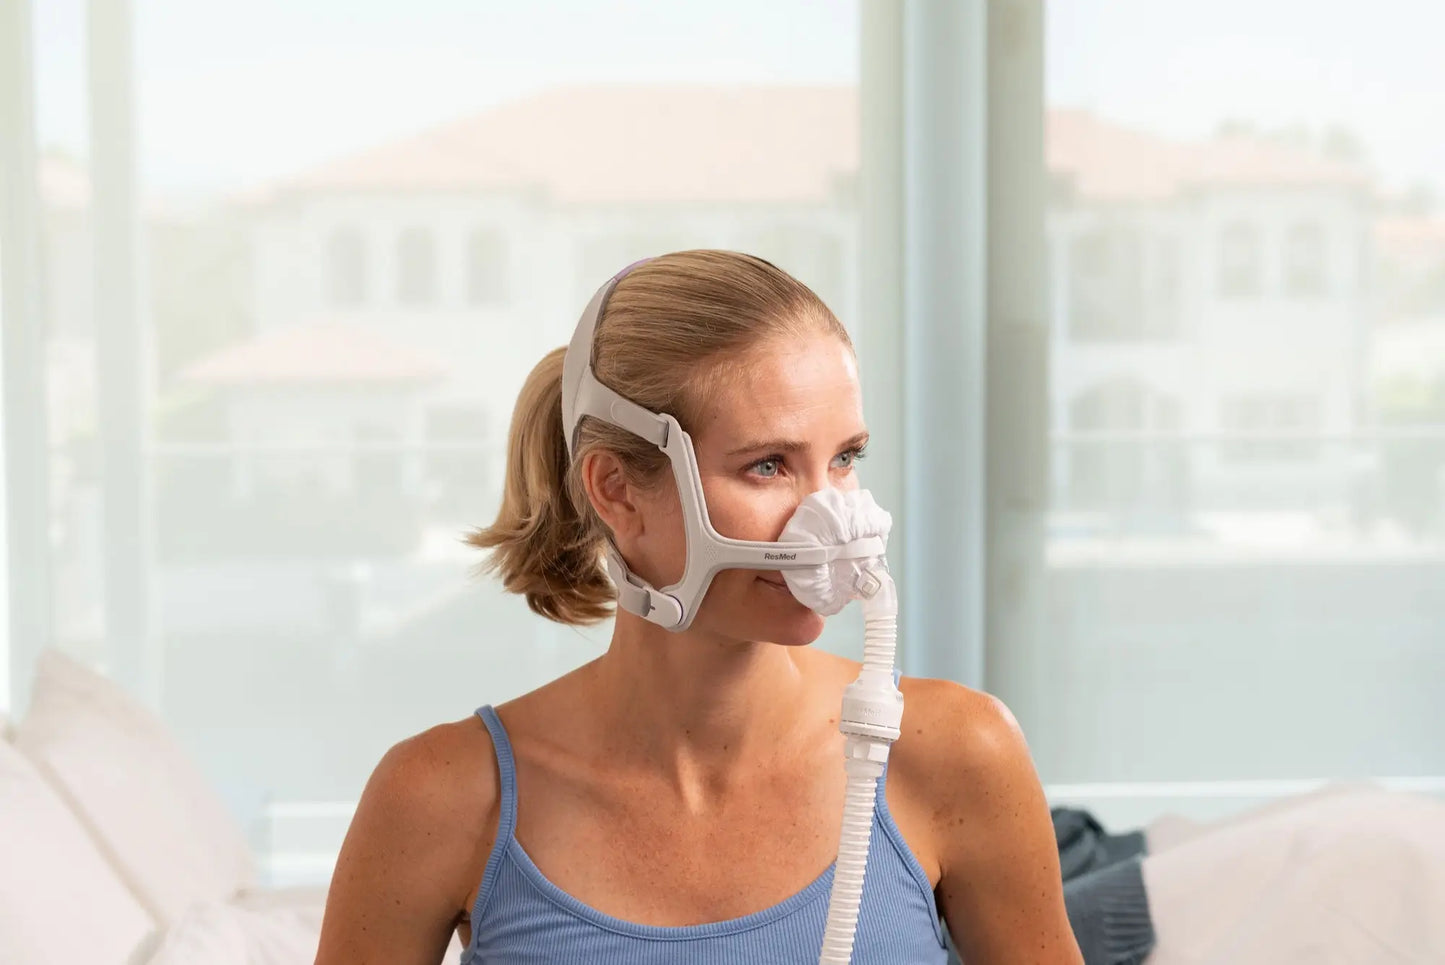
[{"x1": 580, "y1": 449, "x2": 642, "y2": 540}]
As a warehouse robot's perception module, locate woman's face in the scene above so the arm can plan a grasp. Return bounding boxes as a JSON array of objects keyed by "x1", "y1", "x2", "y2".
[{"x1": 630, "y1": 331, "x2": 868, "y2": 646}]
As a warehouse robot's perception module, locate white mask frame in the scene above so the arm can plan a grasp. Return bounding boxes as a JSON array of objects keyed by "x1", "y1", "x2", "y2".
[{"x1": 559, "y1": 260, "x2": 883, "y2": 631}]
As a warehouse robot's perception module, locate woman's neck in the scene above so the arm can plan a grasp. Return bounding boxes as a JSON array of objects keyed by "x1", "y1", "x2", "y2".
[{"x1": 584, "y1": 612, "x2": 824, "y2": 807}]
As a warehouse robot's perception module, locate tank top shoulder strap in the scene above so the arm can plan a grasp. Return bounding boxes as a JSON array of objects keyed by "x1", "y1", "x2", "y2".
[
  {"x1": 474, "y1": 705, "x2": 519, "y2": 847},
  {"x1": 874, "y1": 667, "x2": 948, "y2": 947},
  {"x1": 464, "y1": 706, "x2": 521, "y2": 935}
]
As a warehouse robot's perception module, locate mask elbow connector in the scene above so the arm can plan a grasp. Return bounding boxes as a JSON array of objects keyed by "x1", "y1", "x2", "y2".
[{"x1": 839, "y1": 565, "x2": 902, "y2": 744}]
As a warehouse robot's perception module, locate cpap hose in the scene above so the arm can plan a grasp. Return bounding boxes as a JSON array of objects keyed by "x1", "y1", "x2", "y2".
[
  {"x1": 777, "y1": 489, "x2": 902, "y2": 965},
  {"x1": 817, "y1": 565, "x2": 901, "y2": 964}
]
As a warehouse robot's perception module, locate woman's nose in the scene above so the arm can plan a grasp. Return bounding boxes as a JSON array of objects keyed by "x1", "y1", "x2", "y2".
[{"x1": 798, "y1": 470, "x2": 848, "y2": 498}]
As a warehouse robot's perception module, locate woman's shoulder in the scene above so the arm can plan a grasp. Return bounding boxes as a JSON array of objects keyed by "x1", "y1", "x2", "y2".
[
  {"x1": 886, "y1": 675, "x2": 1058, "y2": 888},
  {"x1": 890, "y1": 675, "x2": 1039, "y2": 825},
  {"x1": 895, "y1": 674, "x2": 1022, "y2": 760},
  {"x1": 374, "y1": 712, "x2": 502, "y2": 808},
  {"x1": 319, "y1": 713, "x2": 502, "y2": 952},
  {"x1": 354, "y1": 713, "x2": 504, "y2": 880},
  {"x1": 805, "y1": 653, "x2": 1031, "y2": 802}
]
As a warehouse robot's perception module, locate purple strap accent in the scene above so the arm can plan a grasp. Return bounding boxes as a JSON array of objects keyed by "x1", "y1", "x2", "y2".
[{"x1": 612, "y1": 257, "x2": 652, "y2": 281}]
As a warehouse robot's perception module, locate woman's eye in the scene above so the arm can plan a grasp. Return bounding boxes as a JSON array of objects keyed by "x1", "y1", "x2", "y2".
[{"x1": 750, "y1": 447, "x2": 865, "y2": 479}]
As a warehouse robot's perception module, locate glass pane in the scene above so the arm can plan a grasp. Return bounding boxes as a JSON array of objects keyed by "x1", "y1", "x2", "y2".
[
  {"x1": 27, "y1": 0, "x2": 862, "y2": 885},
  {"x1": 1028, "y1": 0, "x2": 1445, "y2": 823}
]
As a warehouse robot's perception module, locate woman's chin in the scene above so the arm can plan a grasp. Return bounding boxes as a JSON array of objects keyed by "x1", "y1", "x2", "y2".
[
  {"x1": 697, "y1": 578, "x2": 827, "y2": 646},
  {"x1": 770, "y1": 621, "x2": 826, "y2": 647},
  {"x1": 755, "y1": 590, "x2": 827, "y2": 645}
]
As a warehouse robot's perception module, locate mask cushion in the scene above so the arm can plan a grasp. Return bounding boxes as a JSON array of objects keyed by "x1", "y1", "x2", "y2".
[{"x1": 779, "y1": 489, "x2": 892, "y2": 614}]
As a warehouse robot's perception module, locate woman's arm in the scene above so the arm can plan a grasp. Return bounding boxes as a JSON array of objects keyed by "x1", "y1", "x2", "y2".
[
  {"x1": 902, "y1": 679, "x2": 1083, "y2": 964},
  {"x1": 315, "y1": 721, "x2": 497, "y2": 965}
]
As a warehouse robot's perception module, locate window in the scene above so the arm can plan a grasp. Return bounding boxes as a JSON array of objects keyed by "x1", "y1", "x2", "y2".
[
  {"x1": 467, "y1": 230, "x2": 508, "y2": 306},
  {"x1": 575, "y1": 232, "x2": 691, "y2": 305},
  {"x1": 1066, "y1": 378, "x2": 1185, "y2": 512},
  {"x1": 25, "y1": 3, "x2": 865, "y2": 890},
  {"x1": 424, "y1": 405, "x2": 490, "y2": 521},
  {"x1": 1219, "y1": 395, "x2": 1320, "y2": 463},
  {"x1": 1284, "y1": 222, "x2": 1327, "y2": 297},
  {"x1": 1217, "y1": 221, "x2": 1261, "y2": 297},
  {"x1": 396, "y1": 227, "x2": 437, "y2": 306},
  {"x1": 31, "y1": 1, "x2": 1442, "y2": 903},
  {"x1": 747, "y1": 226, "x2": 847, "y2": 317},
  {"x1": 1067, "y1": 225, "x2": 1149, "y2": 340},
  {"x1": 1152, "y1": 236, "x2": 1180, "y2": 320},
  {"x1": 1030, "y1": 0, "x2": 1445, "y2": 827},
  {"x1": 327, "y1": 228, "x2": 365, "y2": 307}
]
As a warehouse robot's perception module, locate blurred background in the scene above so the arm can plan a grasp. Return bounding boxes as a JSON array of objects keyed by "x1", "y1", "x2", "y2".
[{"x1": 2, "y1": 0, "x2": 1442, "y2": 888}]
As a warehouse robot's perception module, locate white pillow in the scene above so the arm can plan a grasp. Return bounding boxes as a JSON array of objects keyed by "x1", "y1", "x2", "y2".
[
  {"x1": 144, "y1": 892, "x2": 467, "y2": 965},
  {"x1": 141, "y1": 899, "x2": 323, "y2": 965},
  {"x1": 0, "y1": 737, "x2": 156, "y2": 965},
  {"x1": 13, "y1": 649, "x2": 257, "y2": 924},
  {"x1": 1145, "y1": 788, "x2": 1445, "y2": 963}
]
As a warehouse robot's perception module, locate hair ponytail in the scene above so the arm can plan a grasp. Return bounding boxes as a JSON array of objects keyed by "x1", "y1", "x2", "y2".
[{"x1": 465, "y1": 346, "x2": 615, "y2": 625}]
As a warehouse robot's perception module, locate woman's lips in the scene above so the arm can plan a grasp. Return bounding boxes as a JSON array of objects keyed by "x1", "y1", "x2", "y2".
[{"x1": 757, "y1": 575, "x2": 789, "y2": 591}]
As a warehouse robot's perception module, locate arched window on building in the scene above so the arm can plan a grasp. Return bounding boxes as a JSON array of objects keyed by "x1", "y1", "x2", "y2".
[
  {"x1": 1218, "y1": 221, "x2": 1262, "y2": 298},
  {"x1": 327, "y1": 228, "x2": 366, "y2": 308},
  {"x1": 1067, "y1": 225, "x2": 1148, "y2": 340},
  {"x1": 397, "y1": 227, "x2": 437, "y2": 306},
  {"x1": 1284, "y1": 222, "x2": 1327, "y2": 297},
  {"x1": 466, "y1": 229, "x2": 508, "y2": 307},
  {"x1": 1067, "y1": 377, "x2": 1186, "y2": 516}
]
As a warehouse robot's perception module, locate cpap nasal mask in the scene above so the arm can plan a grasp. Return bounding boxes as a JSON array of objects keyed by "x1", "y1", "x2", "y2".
[{"x1": 562, "y1": 259, "x2": 904, "y2": 964}]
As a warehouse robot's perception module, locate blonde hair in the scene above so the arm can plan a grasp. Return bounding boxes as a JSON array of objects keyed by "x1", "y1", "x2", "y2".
[{"x1": 466, "y1": 249, "x2": 851, "y2": 625}]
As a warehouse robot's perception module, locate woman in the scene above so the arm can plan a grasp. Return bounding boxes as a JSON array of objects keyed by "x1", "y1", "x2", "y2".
[{"x1": 315, "y1": 251, "x2": 1083, "y2": 963}]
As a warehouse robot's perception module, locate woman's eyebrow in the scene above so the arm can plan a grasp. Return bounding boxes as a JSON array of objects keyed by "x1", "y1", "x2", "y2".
[
  {"x1": 726, "y1": 431, "x2": 869, "y2": 457},
  {"x1": 727, "y1": 438, "x2": 806, "y2": 456}
]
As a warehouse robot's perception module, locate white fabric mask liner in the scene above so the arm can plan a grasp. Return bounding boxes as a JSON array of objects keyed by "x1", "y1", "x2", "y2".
[{"x1": 780, "y1": 489, "x2": 893, "y2": 614}]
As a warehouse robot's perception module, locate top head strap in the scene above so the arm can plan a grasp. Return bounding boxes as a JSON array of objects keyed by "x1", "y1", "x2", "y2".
[{"x1": 560, "y1": 259, "x2": 665, "y2": 463}]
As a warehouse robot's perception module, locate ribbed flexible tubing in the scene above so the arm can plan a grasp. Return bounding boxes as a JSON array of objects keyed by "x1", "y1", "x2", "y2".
[{"x1": 817, "y1": 572, "x2": 898, "y2": 964}]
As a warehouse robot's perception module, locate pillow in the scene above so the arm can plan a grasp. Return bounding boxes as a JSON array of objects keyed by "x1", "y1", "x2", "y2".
[
  {"x1": 13, "y1": 649, "x2": 257, "y2": 924},
  {"x1": 0, "y1": 737, "x2": 156, "y2": 965},
  {"x1": 1144, "y1": 788, "x2": 1445, "y2": 963},
  {"x1": 144, "y1": 895, "x2": 466, "y2": 965},
  {"x1": 140, "y1": 899, "x2": 322, "y2": 965}
]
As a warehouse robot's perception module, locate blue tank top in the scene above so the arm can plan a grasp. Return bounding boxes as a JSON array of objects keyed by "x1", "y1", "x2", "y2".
[{"x1": 460, "y1": 704, "x2": 952, "y2": 964}]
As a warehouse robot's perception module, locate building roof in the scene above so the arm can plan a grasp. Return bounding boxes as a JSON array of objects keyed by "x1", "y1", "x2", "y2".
[
  {"x1": 1048, "y1": 109, "x2": 1370, "y2": 202},
  {"x1": 252, "y1": 86, "x2": 1371, "y2": 206},
  {"x1": 178, "y1": 324, "x2": 448, "y2": 387},
  {"x1": 259, "y1": 85, "x2": 859, "y2": 205},
  {"x1": 1375, "y1": 215, "x2": 1445, "y2": 255}
]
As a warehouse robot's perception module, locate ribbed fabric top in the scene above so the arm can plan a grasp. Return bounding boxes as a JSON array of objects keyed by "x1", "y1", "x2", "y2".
[{"x1": 460, "y1": 704, "x2": 952, "y2": 964}]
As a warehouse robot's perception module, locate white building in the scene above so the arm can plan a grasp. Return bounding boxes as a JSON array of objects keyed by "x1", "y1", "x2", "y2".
[
  {"x1": 1045, "y1": 110, "x2": 1373, "y2": 529},
  {"x1": 154, "y1": 86, "x2": 860, "y2": 637},
  {"x1": 218, "y1": 90, "x2": 1381, "y2": 539},
  {"x1": 36, "y1": 89, "x2": 1421, "y2": 640},
  {"x1": 232, "y1": 84, "x2": 860, "y2": 506}
]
